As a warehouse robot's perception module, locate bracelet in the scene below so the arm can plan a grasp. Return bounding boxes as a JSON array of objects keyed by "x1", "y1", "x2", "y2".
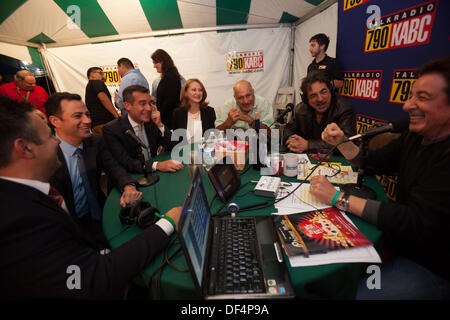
[
  {"x1": 331, "y1": 190, "x2": 342, "y2": 206},
  {"x1": 155, "y1": 212, "x2": 176, "y2": 230}
]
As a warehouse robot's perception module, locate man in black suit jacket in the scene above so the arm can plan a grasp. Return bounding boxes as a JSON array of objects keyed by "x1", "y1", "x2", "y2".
[
  {"x1": 0, "y1": 96, "x2": 181, "y2": 298},
  {"x1": 103, "y1": 85, "x2": 183, "y2": 173},
  {"x1": 45, "y1": 92, "x2": 143, "y2": 247}
]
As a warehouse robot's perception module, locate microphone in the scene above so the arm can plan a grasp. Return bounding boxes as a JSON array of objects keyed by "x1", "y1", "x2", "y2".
[
  {"x1": 276, "y1": 103, "x2": 294, "y2": 122},
  {"x1": 345, "y1": 118, "x2": 409, "y2": 142},
  {"x1": 124, "y1": 129, "x2": 159, "y2": 187},
  {"x1": 124, "y1": 129, "x2": 148, "y2": 149}
]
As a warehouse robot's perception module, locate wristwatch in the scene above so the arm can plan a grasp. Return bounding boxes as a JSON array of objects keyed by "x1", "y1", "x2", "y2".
[{"x1": 335, "y1": 192, "x2": 350, "y2": 212}]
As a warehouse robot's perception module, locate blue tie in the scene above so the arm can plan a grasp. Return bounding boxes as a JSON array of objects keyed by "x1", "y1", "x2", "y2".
[{"x1": 74, "y1": 148, "x2": 102, "y2": 221}]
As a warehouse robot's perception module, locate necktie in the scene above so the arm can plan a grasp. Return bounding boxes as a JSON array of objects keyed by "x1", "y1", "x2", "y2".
[
  {"x1": 74, "y1": 148, "x2": 102, "y2": 221},
  {"x1": 137, "y1": 124, "x2": 150, "y2": 161},
  {"x1": 48, "y1": 186, "x2": 69, "y2": 215}
]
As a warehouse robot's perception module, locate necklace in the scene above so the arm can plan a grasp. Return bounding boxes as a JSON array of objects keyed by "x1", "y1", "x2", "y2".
[{"x1": 189, "y1": 110, "x2": 200, "y2": 120}]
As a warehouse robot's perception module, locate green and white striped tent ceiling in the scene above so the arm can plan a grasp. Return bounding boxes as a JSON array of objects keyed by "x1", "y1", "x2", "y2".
[{"x1": 0, "y1": 0, "x2": 332, "y2": 67}]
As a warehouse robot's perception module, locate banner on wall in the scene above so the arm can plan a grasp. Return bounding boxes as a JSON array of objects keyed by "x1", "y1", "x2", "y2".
[
  {"x1": 337, "y1": 0, "x2": 450, "y2": 121},
  {"x1": 42, "y1": 27, "x2": 291, "y2": 111},
  {"x1": 226, "y1": 50, "x2": 264, "y2": 74}
]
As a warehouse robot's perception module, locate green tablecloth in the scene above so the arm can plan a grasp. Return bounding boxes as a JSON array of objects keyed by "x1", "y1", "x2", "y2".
[{"x1": 103, "y1": 152, "x2": 385, "y2": 299}]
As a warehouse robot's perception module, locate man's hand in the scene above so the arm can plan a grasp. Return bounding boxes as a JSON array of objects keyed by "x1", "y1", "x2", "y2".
[
  {"x1": 286, "y1": 134, "x2": 309, "y2": 153},
  {"x1": 164, "y1": 206, "x2": 182, "y2": 231},
  {"x1": 322, "y1": 123, "x2": 346, "y2": 146},
  {"x1": 238, "y1": 112, "x2": 253, "y2": 125},
  {"x1": 227, "y1": 108, "x2": 240, "y2": 125},
  {"x1": 156, "y1": 160, "x2": 184, "y2": 172},
  {"x1": 151, "y1": 107, "x2": 164, "y2": 128},
  {"x1": 119, "y1": 184, "x2": 143, "y2": 207},
  {"x1": 309, "y1": 175, "x2": 336, "y2": 205}
]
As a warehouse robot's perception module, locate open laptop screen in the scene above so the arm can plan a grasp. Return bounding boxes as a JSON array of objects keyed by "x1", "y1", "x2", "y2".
[{"x1": 179, "y1": 170, "x2": 211, "y2": 286}]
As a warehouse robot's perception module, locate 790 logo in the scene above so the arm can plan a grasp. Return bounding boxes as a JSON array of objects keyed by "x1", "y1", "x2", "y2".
[
  {"x1": 343, "y1": 0, "x2": 371, "y2": 12},
  {"x1": 340, "y1": 70, "x2": 382, "y2": 101},
  {"x1": 226, "y1": 50, "x2": 264, "y2": 74},
  {"x1": 365, "y1": 0, "x2": 437, "y2": 52},
  {"x1": 389, "y1": 69, "x2": 417, "y2": 104}
]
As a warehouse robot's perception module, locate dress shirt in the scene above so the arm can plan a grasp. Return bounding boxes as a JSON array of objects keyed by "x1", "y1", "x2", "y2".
[
  {"x1": 56, "y1": 134, "x2": 89, "y2": 217},
  {"x1": 0, "y1": 176, "x2": 68, "y2": 213},
  {"x1": 127, "y1": 115, "x2": 165, "y2": 171},
  {"x1": 117, "y1": 69, "x2": 149, "y2": 111},
  {"x1": 215, "y1": 95, "x2": 274, "y2": 129}
]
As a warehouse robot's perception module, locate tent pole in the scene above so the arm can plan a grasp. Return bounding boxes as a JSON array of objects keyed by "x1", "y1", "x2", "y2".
[{"x1": 288, "y1": 25, "x2": 295, "y2": 87}]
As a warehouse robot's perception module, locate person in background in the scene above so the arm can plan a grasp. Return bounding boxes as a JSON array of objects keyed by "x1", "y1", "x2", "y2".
[
  {"x1": 0, "y1": 70, "x2": 48, "y2": 115},
  {"x1": 307, "y1": 33, "x2": 344, "y2": 89},
  {"x1": 309, "y1": 56, "x2": 450, "y2": 299},
  {"x1": 85, "y1": 67, "x2": 119, "y2": 133},
  {"x1": 172, "y1": 78, "x2": 216, "y2": 144},
  {"x1": 151, "y1": 49, "x2": 183, "y2": 129},
  {"x1": 116, "y1": 57, "x2": 149, "y2": 113}
]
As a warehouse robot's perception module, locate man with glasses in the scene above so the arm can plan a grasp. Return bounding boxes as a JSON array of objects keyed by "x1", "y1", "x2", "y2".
[
  {"x1": 103, "y1": 85, "x2": 182, "y2": 173},
  {"x1": 215, "y1": 80, "x2": 273, "y2": 133},
  {"x1": 284, "y1": 71, "x2": 356, "y2": 154},
  {"x1": 85, "y1": 67, "x2": 119, "y2": 133},
  {"x1": 0, "y1": 70, "x2": 48, "y2": 115}
]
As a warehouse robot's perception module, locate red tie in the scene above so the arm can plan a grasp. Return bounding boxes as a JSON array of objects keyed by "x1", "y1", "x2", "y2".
[{"x1": 48, "y1": 186, "x2": 69, "y2": 215}]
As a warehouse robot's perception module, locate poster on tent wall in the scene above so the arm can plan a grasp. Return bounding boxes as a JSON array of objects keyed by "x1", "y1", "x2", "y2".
[
  {"x1": 337, "y1": 0, "x2": 450, "y2": 199},
  {"x1": 337, "y1": 0, "x2": 450, "y2": 122},
  {"x1": 43, "y1": 27, "x2": 291, "y2": 113}
]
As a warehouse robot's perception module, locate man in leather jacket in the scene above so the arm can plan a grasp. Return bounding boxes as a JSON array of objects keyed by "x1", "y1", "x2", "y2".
[{"x1": 284, "y1": 71, "x2": 356, "y2": 153}]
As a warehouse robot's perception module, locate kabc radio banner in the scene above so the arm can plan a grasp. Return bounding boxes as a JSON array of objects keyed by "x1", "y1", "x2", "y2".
[
  {"x1": 226, "y1": 50, "x2": 264, "y2": 74},
  {"x1": 365, "y1": 0, "x2": 437, "y2": 52},
  {"x1": 340, "y1": 70, "x2": 382, "y2": 100},
  {"x1": 337, "y1": 0, "x2": 450, "y2": 121}
]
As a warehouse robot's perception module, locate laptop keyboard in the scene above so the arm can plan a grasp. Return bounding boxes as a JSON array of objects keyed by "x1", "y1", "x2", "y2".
[{"x1": 211, "y1": 217, "x2": 266, "y2": 295}]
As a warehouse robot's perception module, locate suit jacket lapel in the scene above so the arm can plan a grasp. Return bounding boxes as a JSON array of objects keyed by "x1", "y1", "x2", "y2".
[
  {"x1": 51, "y1": 147, "x2": 76, "y2": 217},
  {"x1": 81, "y1": 138, "x2": 98, "y2": 198},
  {"x1": 120, "y1": 116, "x2": 142, "y2": 157}
]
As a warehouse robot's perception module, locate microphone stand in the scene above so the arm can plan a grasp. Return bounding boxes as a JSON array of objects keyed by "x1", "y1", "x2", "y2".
[
  {"x1": 136, "y1": 151, "x2": 160, "y2": 187},
  {"x1": 340, "y1": 137, "x2": 376, "y2": 199}
]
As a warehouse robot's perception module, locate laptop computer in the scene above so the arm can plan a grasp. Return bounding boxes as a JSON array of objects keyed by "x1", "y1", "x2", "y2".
[{"x1": 177, "y1": 167, "x2": 294, "y2": 299}]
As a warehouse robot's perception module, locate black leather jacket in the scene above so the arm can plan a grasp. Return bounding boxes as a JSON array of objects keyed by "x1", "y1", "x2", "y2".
[{"x1": 283, "y1": 95, "x2": 356, "y2": 152}]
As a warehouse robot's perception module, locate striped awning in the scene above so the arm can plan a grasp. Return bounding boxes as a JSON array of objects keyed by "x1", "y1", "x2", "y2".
[{"x1": 0, "y1": 0, "x2": 330, "y2": 66}]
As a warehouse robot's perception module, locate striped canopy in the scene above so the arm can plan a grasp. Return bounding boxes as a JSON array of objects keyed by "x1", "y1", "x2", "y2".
[{"x1": 0, "y1": 0, "x2": 330, "y2": 66}]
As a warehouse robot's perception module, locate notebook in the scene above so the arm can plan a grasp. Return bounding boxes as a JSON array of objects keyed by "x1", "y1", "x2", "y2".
[{"x1": 177, "y1": 167, "x2": 294, "y2": 299}]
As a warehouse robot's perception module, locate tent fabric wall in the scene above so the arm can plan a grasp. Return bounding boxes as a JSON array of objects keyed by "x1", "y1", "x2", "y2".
[
  {"x1": 293, "y1": 3, "x2": 338, "y2": 105},
  {"x1": 42, "y1": 27, "x2": 292, "y2": 111}
]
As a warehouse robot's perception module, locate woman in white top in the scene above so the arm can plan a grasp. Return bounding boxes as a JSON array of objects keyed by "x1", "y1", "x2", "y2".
[{"x1": 172, "y1": 78, "x2": 216, "y2": 143}]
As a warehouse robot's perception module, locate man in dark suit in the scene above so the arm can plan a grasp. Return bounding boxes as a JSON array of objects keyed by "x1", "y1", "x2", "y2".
[
  {"x1": 45, "y1": 92, "x2": 143, "y2": 247},
  {"x1": 0, "y1": 95, "x2": 182, "y2": 298},
  {"x1": 103, "y1": 85, "x2": 183, "y2": 173}
]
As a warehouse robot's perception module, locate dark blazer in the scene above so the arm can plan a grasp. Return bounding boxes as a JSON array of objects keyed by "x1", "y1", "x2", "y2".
[
  {"x1": 171, "y1": 106, "x2": 216, "y2": 143},
  {"x1": 0, "y1": 178, "x2": 170, "y2": 299},
  {"x1": 156, "y1": 71, "x2": 181, "y2": 129},
  {"x1": 49, "y1": 134, "x2": 135, "y2": 219},
  {"x1": 102, "y1": 115, "x2": 172, "y2": 173}
]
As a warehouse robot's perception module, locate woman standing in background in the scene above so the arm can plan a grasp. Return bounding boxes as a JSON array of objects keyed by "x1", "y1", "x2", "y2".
[{"x1": 151, "y1": 49, "x2": 183, "y2": 129}]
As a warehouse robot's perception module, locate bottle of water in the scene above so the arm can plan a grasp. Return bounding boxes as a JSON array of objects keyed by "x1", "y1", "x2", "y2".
[{"x1": 202, "y1": 136, "x2": 216, "y2": 171}]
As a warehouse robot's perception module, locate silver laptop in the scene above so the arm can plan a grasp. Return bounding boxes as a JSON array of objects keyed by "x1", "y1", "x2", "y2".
[{"x1": 177, "y1": 167, "x2": 294, "y2": 299}]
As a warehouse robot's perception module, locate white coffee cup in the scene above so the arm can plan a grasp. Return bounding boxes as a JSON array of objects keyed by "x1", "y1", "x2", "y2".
[{"x1": 283, "y1": 153, "x2": 298, "y2": 177}]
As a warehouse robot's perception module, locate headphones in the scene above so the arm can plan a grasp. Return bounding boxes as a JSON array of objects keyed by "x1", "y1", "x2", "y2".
[
  {"x1": 119, "y1": 200, "x2": 160, "y2": 228},
  {"x1": 300, "y1": 78, "x2": 336, "y2": 106}
]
